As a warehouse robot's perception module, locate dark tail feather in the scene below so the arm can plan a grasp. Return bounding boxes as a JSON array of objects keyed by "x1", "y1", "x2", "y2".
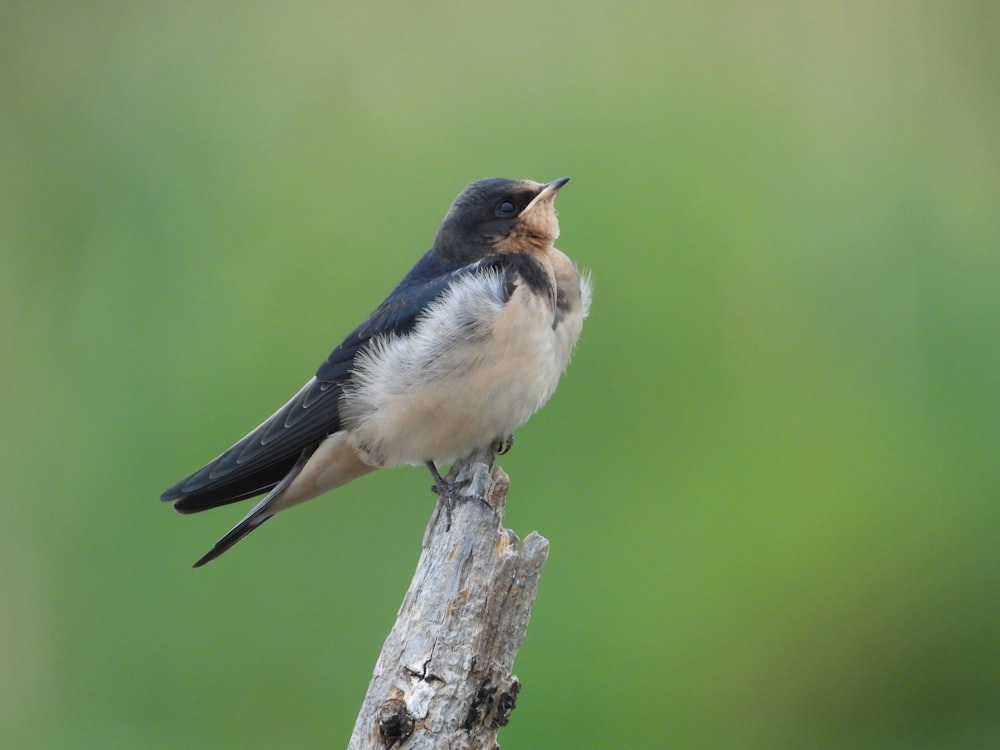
[
  {"x1": 193, "y1": 511, "x2": 274, "y2": 568},
  {"x1": 191, "y1": 447, "x2": 312, "y2": 568}
]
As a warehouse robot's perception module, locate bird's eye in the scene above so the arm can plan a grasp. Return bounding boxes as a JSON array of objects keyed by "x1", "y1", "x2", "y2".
[{"x1": 497, "y1": 199, "x2": 517, "y2": 217}]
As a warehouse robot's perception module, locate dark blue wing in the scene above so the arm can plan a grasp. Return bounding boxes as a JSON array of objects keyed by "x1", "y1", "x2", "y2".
[
  {"x1": 162, "y1": 249, "x2": 475, "y2": 512},
  {"x1": 161, "y1": 377, "x2": 345, "y2": 511}
]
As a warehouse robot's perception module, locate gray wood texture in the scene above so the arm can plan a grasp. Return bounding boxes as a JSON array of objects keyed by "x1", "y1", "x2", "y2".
[{"x1": 348, "y1": 448, "x2": 549, "y2": 749}]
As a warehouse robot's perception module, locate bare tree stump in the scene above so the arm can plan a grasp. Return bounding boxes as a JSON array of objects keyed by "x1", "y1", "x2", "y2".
[{"x1": 347, "y1": 446, "x2": 549, "y2": 749}]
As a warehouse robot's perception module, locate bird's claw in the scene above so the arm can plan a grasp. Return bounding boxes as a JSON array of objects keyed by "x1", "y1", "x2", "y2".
[{"x1": 492, "y1": 434, "x2": 515, "y2": 456}]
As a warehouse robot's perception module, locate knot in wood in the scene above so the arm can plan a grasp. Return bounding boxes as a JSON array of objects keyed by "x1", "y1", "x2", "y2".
[{"x1": 377, "y1": 698, "x2": 415, "y2": 749}]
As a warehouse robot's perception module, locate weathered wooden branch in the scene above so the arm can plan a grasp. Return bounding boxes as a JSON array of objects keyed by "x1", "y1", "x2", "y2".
[{"x1": 347, "y1": 446, "x2": 549, "y2": 749}]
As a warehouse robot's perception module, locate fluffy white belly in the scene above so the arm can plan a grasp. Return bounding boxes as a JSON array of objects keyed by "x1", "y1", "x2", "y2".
[{"x1": 342, "y1": 271, "x2": 585, "y2": 467}]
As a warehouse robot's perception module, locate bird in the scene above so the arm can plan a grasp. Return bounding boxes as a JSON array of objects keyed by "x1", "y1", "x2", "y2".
[{"x1": 160, "y1": 176, "x2": 591, "y2": 567}]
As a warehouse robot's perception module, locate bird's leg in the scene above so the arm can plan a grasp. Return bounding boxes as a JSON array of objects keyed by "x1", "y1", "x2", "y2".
[
  {"x1": 492, "y1": 434, "x2": 515, "y2": 456},
  {"x1": 426, "y1": 461, "x2": 462, "y2": 529}
]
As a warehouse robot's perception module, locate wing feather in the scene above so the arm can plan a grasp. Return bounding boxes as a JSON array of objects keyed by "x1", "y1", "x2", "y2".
[{"x1": 161, "y1": 250, "x2": 480, "y2": 512}]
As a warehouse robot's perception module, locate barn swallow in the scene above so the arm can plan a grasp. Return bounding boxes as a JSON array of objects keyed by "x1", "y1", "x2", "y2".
[{"x1": 161, "y1": 176, "x2": 591, "y2": 567}]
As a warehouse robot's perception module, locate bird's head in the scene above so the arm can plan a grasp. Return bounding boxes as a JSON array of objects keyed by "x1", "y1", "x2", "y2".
[{"x1": 434, "y1": 177, "x2": 570, "y2": 261}]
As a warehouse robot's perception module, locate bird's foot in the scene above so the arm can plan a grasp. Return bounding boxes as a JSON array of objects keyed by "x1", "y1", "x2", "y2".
[
  {"x1": 427, "y1": 462, "x2": 470, "y2": 504},
  {"x1": 492, "y1": 434, "x2": 515, "y2": 456},
  {"x1": 427, "y1": 461, "x2": 465, "y2": 529},
  {"x1": 426, "y1": 460, "x2": 493, "y2": 530}
]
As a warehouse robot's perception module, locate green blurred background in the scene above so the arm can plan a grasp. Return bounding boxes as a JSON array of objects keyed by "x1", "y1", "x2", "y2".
[{"x1": 3, "y1": 2, "x2": 999, "y2": 748}]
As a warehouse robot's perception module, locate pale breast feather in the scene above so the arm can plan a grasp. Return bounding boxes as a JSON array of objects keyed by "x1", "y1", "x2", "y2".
[
  {"x1": 345, "y1": 266, "x2": 514, "y2": 399},
  {"x1": 339, "y1": 257, "x2": 573, "y2": 466}
]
